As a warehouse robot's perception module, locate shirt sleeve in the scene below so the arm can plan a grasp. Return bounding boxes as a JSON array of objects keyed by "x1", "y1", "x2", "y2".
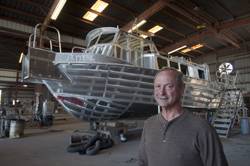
[
  {"x1": 197, "y1": 124, "x2": 229, "y2": 166},
  {"x1": 138, "y1": 125, "x2": 148, "y2": 166}
]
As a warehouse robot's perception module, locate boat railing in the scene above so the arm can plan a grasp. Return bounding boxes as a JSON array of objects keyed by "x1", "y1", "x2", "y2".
[
  {"x1": 22, "y1": 24, "x2": 62, "y2": 83},
  {"x1": 215, "y1": 71, "x2": 238, "y2": 89},
  {"x1": 85, "y1": 43, "x2": 113, "y2": 57},
  {"x1": 28, "y1": 23, "x2": 62, "y2": 52},
  {"x1": 84, "y1": 42, "x2": 158, "y2": 69}
]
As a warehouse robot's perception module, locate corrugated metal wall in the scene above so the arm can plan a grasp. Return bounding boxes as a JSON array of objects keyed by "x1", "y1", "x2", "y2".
[{"x1": 195, "y1": 50, "x2": 250, "y2": 95}]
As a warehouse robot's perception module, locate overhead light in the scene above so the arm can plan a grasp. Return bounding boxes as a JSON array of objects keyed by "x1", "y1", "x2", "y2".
[
  {"x1": 181, "y1": 44, "x2": 204, "y2": 53},
  {"x1": 181, "y1": 48, "x2": 192, "y2": 53},
  {"x1": 19, "y1": 52, "x2": 24, "y2": 63},
  {"x1": 168, "y1": 45, "x2": 187, "y2": 55},
  {"x1": 23, "y1": 84, "x2": 28, "y2": 88},
  {"x1": 140, "y1": 34, "x2": 148, "y2": 39},
  {"x1": 91, "y1": 0, "x2": 109, "y2": 13},
  {"x1": 82, "y1": 0, "x2": 109, "y2": 21},
  {"x1": 196, "y1": 23, "x2": 206, "y2": 30},
  {"x1": 128, "y1": 20, "x2": 147, "y2": 32},
  {"x1": 83, "y1": 11, "x2": 98, "y2": 21},
  {"x1": 51, "y1": 0, "x2": 67, "y2": 20},
  {"x1": 191, "y1": 44, "x2": 203, "y2": 50},
  {"x1": 148, "y1": 25, "x2": 163, "y2": 34}
]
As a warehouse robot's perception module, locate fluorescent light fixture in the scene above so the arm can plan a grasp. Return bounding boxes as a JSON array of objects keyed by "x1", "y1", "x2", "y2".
[
  {"x1": 128, "y1": 19, "x2": 147, "y2": 32},
  {"x1": 83, "y1": 11, "x2": 98, "y2": 21},
  {"x1": 140, "y1": 34, "x2": 148, "y2": 39},
  {"x1": 19, "y1": 52, "x2": 24, "y2": 63},
  {"x1": 51, "y1": 0, "x2": 67, "y2": 20},
  {"x1": 181, "y1": 48, "x2": 192, "y2": 53},
  {"x1": 191, "y1": 44, "x2": 203, "y2": 50},
  {"x1": 91, "y1": 0, "x2": 109, "y2": 13},
  {"x1": 181, "y1": 44, "x2": 204, "y2": 53},
  {"x1": 168, "y1": 45, "x2": 187, "y2": 55},
  {"x1": 148, "y1": 25, "x2": 163, "y2": 34}
]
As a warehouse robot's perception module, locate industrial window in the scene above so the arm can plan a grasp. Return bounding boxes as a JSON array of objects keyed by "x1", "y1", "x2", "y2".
[
  {"x1": 180, "y1": 64, "x2": 188, "y2": 75},
  {"x1": 170, "y1": 61, "x2": 178, "y2": 69}
]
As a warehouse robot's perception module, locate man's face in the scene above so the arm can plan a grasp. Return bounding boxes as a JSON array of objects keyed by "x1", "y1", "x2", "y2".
[{"x1": 154, "y1": 70, "x2": 184, "y2": 109}]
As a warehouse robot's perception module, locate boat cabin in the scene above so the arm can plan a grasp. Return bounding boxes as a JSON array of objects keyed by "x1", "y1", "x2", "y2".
[{"x1": 85, "y1": 27, "x2": 210, "y2": 81}]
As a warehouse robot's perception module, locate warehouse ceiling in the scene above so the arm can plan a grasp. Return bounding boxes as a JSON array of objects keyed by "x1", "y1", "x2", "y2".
[{"x1": 1, "y1": 0, "x2": 250, "y2": 71}]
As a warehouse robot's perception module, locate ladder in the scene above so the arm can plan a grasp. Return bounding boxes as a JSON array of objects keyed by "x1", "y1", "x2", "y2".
[
  {"x1": 212, "y1": 71, "x2": 246, "y2": 138},
  {"x1": 212, "y1": 89, "x2": 242, "y2": 138}
]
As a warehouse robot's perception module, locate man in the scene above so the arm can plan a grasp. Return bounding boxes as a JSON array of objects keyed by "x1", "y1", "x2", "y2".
[{"x1": 138, "y1": 67, "x2": 228, "y2": 166}]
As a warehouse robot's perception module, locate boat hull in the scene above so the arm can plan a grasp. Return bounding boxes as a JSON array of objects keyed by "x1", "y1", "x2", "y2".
[{"x1": 22, "y1": 48, "x2": 221, "y2": 121}]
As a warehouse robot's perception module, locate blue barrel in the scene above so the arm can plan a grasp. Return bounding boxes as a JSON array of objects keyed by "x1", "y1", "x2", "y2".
[{"x1": 240, "y1": 117, "x2": 250, "y2": 135}]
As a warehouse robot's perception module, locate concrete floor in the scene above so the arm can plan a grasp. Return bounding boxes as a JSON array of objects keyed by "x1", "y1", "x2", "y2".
[{"x1": 0, "y1": 118, "x2": 250, "y2": 166}]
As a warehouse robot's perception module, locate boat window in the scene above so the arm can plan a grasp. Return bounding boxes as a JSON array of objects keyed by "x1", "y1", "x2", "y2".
[
  {"x1": 157, "y1": 58, "x2": 167, "y2": 69},
  {"x1": 131, "y1": 52, "x2": 135, "y2": 64},
  {"x1": 88, "y1": 37, "x2": 98, "y2": 47},
  {"x1": 170, "y1": 61, "x2": 179, "y2": 69},
  {"x1": 115, "y1": 47, "x2": 121, "y2": 59},
  {"x1": 143, "y1": 45, "x2": 151, "y2": 53},
  {"x1": 180, "y1": 64, "x2": 188, "y2": 75},
  {"x1": 198, "y1": 69, "x2": 205, "y2": 79},
  {"x1": 98, "y1": 33, "x2": 115, "y2": 44}
]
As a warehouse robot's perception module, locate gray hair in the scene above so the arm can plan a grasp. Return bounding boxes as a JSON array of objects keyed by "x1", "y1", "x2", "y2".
[{"x1": 154, "y1": 67, "x2": 184, "y2": 87}]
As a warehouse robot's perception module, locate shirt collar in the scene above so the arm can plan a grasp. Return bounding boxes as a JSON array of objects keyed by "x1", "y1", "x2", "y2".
[{"x1": 158, "y1": 110, "x2": 188, "y2": 127}]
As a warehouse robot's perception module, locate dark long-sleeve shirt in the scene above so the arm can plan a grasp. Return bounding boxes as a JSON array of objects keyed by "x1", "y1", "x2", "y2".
[{"x1": 138, "y1": 111, "x2": 228, "y2": 166}]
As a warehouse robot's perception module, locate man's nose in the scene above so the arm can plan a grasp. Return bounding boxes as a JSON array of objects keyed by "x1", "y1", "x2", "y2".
[{"x1": 159, "y1": 86, "x2": 166, "y2": 95}]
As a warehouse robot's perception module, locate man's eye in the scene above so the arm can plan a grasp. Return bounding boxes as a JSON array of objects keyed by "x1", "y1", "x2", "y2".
[
  {"x1": 167, "y1": 85, "x2": 173, "y2": 88},
  {"x1": 155, "y1": 85, "x2": 160, "y2": 88}
]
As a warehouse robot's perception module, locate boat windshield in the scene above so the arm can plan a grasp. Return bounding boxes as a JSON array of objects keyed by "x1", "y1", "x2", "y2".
[{"x1": 98, "y1": 33, "x2": 115, "y2": 44}]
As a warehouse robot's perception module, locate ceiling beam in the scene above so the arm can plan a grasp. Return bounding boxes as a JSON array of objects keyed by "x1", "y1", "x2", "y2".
[
  {"x1": 161, "y1": 30, "x2": 210, "y2": 52},
  {"x1": 19, "y1": 0, "x2": 48, "y2": 16},
  {"x1": 172, "y1": 1, "x2": 240, "y2": 48},
  {"x1": 222, "y1": 30, "x2": 245, "y2": 43},
  {"x1": 161, "y1": 16, "x2": 250, "y2": 53},
  {"x1": 74, "y1": 0, "x2": 176, "y2": 43},
  {"x1": 105, "y1": 0, "x2": 136, "y2": 18},
  {"x1": 213, "y1": 30, "x2": 240, "y2": 48},
  {"x1": 155, "y1": 34, "x2": 173, "y2": 43},
  {"x1": 166, "y1": 3, "x2": 201, "y2": 24},
  {"x1": 161, "y1": 9, "x2": 197, "y2": 30},
  {"x1": 203, "y1": 43, "x2": 215, "y2": 50},
  {"x1": 122, "y1": 0, "x2": 170, "y2": 31},
  {"x1": 213, "y1": 0, "x2": 234, "y2": 19},
  {"x1": 0, "y1": 5, "x2": 43, "y2": 21},
  {"x1": 148, "y1": 18, "x2": 185, "y2": 37},
  {"x1": 175, "y1": 0, "x2": 218, "y2": 24},
  {"x1": 42, "y1": 0, "x2": 61, "y2": 27},
  {"x1": 219, "y1": 17, "x2": 250, "y2": 30},
  {"x1": 201, "y1": 40, "x2": 250, "y2": 58},
  {"x1": 61, "y1": 12, "x2": 100, "y2": 28}
]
